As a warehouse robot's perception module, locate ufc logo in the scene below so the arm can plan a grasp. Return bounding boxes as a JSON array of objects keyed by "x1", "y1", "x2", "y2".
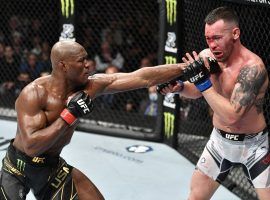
[
  {"x1": 77, "y1": 99, "x2": 90, "y2": 113},
  {"x1": 190, "y1": 72, "x2": 204, "y2": 82},
  {"x1": 225, "y1": 134, "x2": 239, "y2": 141},
  {"x1": 32, "y1": 157, "x2": 45, "y2": 164}
]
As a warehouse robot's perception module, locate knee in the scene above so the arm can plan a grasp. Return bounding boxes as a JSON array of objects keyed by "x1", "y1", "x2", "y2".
[{"x1": 188, "y1": 186, "x2": 206, "y2": 200}]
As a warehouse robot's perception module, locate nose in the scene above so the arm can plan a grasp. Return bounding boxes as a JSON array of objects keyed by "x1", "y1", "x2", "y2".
[
  {"x1": 207, "y1": 40, "x2": 217, "y2": 50},
  {"x1": 84, "y1": 59, "x2": 90, "y2": 69}
]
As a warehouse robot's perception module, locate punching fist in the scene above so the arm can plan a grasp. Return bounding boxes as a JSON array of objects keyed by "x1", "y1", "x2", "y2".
[
  {"x1": 183, "y1": 57, "x2": 212, "y2": 92},
  {"x1": 61, "y1": 91, "x2": 94, "y2": 125},
  {"x1": 156, "y1": 79, "x2": 184, "y2": 94}
]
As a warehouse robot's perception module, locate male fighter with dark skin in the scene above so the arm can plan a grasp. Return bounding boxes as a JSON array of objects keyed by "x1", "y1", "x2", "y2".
[
  {"x1": 159, "y1": 7, "x2": 269, "y2": 200},
  {"x1": 2, "y1": 40, "x2": 185, "y2": 200}
]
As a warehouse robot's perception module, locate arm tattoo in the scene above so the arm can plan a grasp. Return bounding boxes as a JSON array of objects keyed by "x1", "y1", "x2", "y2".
[
  {"x1": 254, "y1": 97, "x2": 265, "y2": 113},
  {"x1": 232, "y1": 65, "x2": 267, "y2": 113}
]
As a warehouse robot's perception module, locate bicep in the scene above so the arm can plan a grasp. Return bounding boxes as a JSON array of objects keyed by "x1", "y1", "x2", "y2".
[
  {"x1": 230, "y1": 64, "x2": 267, "y2": 114},
  {"x1": 105, "y1": 72, "x2": 146, "y2": 93}
]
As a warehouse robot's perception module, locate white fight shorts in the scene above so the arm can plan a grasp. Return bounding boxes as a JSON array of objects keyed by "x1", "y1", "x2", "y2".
[{"x1": 196, "y1": 127, "x2": 270, "y2": 188}]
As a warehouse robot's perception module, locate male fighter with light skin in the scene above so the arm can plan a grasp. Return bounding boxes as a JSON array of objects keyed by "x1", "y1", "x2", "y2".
[
  {"x1": 0, "y1": 40, "x2": 185, "y2": 200},
  {"x1": 159, "y1": 6, "x2": 269, "y2": 200}
]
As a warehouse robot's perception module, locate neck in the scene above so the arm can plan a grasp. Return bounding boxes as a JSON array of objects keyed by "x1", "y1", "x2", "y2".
[
  {"x1": 222, "y1": 41, "x2": 244, "y2": 67},
  {"x1": 50, "y1": 72, "x2": 74, "y2": 97}
]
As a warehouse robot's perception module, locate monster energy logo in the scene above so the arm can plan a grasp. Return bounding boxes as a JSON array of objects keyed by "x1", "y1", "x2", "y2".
[
  {"x1": 61, "y1": 0, "x2": 74, "y2": 18},
  {"x1": 166, "y1": 0, "x2": 177, "y2": 25},
  {"x1": 165, "y1": 56, "x2": 177, "y2": 64},
  {"x1": 16, "y1": 159, "x2": 26, "y2": 172},
  {"x1": 164, "y1": 112, "x2": 175, "y2": 139}
]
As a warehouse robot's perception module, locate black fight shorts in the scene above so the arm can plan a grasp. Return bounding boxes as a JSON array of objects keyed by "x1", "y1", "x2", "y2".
[{"x1": 0, "y1": 140, "x2": 78, "y2": 200}]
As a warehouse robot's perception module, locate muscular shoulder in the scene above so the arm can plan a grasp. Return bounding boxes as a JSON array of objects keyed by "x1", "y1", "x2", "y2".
[
  {"x1": 16, "y1": 77, "x2": 48, "y2": 107},
  {"x1": 237, "y1": 57, "x2": 268, "y2": 96},
  {"x1": 241, "y1": 52, "x2": 267, "y2": 78}
]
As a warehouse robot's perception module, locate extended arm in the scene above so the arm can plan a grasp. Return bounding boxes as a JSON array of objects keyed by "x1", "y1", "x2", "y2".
[{"x1": 87, "y1": 63, "x2": 185, "y2": 96}]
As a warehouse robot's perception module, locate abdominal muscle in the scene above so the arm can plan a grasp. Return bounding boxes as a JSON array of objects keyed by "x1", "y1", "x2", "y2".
[
  {"x1": 13, "y1": 127, "x2": 75, "y2": 157},
  {"x1": 212, "y1": 110, "x2": 266, "y2": 134}
]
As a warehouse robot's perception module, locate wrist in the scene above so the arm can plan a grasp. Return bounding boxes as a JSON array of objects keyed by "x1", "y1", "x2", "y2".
[
  {"x1": 177, "y1": 80, "x2": 184, "y2": 92},
  {"x1": 195, "y1": 79, "x2": 212, "y2": 92},
  {"x1": 60, "y1": 108, "x2": 77, "y2": 125}
]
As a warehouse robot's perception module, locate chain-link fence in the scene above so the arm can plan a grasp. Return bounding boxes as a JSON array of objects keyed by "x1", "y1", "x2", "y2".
[
  {"x1": 0, "y1": 0, "x2": 161, "y2": 139},
  {"x1": 75, "y1": 0, "x2": 161, "y2": 139},
  {"x1": 0, "y1": 0, "x2": 59, "y2": 108}
]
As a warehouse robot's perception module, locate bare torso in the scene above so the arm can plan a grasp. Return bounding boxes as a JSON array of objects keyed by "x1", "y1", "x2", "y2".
[
  {"x1": 13, "y1": 76, "x2": 91, "y2": 156},
  {"x1": 203, "y1": 48, "x2": 268, "y2": 133}
]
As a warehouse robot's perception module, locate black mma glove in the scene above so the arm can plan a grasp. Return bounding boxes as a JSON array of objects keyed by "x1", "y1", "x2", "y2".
[
  {"x1": 60, "y1": 91, "x2": 94, "y2": 125},
  {"x1": 156, "y1": 57, "x2": 219, "y2": 94},
  {"x1": 184, "y1": 58, "x2": 212, "y2": 92},
  {"x1": 207, "y1": 57, "x2": 221, "y2": 74},
  {"x1": 156, "y1": 78, "x2": 184, "y2": 94}
]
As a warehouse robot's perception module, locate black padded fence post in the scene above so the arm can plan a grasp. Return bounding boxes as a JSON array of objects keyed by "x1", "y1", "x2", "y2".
[
  {"x1": 59, "y1": 0, "x2": 76, "y2": 41},
  {"x1": 160, "y1": 0, "x2": 181, "y2": 149}
]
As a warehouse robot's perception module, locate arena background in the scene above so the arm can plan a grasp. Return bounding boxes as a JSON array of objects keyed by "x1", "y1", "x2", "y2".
[{"x1": 0, "y1": 0, "x2": 269, "y2": 199}]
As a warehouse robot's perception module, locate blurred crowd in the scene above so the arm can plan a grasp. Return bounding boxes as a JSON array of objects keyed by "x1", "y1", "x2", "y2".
[
  {"x1": 0, "y1": 15, "x2": 160, "y2": 118},
  {"x1": 0, "y1": 12, "x2": 212, "y2": 125}
]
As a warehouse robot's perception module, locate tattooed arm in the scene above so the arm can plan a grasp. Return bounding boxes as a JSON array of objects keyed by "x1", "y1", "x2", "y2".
[{"x1": 201, "y1": 64, "x2": 268, "y2": 125}]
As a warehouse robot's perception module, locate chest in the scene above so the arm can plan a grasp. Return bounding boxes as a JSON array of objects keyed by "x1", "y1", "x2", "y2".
[
  {"x1": 44, "y1": 94, "x2": 67, "y2": 124},
  {"x1": 212, "y1": 67, "x2": 241, "y2": 97}
]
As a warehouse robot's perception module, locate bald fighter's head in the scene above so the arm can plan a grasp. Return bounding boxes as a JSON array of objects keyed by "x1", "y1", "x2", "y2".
[
  {"x1": 50, "y1": 41, "x2": 84, "y2": 70},
  {"x1": 50, "y1": 41, "x2": 90, "y2": 86}
]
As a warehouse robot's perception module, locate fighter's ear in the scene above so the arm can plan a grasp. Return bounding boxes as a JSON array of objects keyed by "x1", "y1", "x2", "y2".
[
  {"x1": 59, "y1": 61, "x2": 67, "y2": 72},
  {"x1": 232, "y1": 27, "x2": 240, "y2": 41}
]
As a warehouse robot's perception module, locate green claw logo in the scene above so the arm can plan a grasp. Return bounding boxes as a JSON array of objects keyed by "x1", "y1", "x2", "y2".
[
  {"x1": 16, "y1": 159, "x2": 26, "y2": 172},
  {"x1": 165, "y1": 56, "x2": 177, "y2": 64},
  {"x1": 61, "y1": 0, "x2": 74, "y2": 18},
  {"x1": 164, "y1": 112, "x2": 175, "y2": 139},
  {"x1": 166, "y1": 0, "x2": 177, "y2": 25}
]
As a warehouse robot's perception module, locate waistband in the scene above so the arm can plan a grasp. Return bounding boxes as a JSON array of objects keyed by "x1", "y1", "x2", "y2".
[
  {"x1": 216, "y1": 127, "x2": 268, "y2": 141},
  {"x1": 7, "y1": 139, "x2": 60, "y2": 167}
]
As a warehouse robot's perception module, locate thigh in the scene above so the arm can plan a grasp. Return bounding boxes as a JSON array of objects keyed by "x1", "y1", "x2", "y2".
[
  {"x1": 243, "y1": 134, "x2": 270, "y2": 188},
  {"x1": 189, "y1": 169, "x2": 220, "y2": 200},
  {"x1": 72, "y1": 168, "x2": 105, "y2": 200},
  {"x1": 0, "y1": 170, "x2": 29, "y2": 200},
  {"x1": 256, "y1": 188, "x2": 270, "y2": 200},
  {"x1": 197, "y1": 138, "x2": 233, "y2": 183}
]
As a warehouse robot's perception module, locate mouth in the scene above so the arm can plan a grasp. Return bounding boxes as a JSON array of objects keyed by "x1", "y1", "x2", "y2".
[
  {"x1": 84, "y1": 71, "x2": 90, "y2": 76},
  {"x1": 212, "y1": 51, "x2": 223, "y2": 59}
]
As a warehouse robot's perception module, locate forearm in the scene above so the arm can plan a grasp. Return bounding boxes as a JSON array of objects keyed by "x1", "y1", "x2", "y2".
[
  {"x1": 102, "y1": 63, "x2": 185, "y2": 94},
  {"x1": 202, "y1": 87, "x2": 242, "y2": 125},
  {"x1": 140, "y1": 63, "x2": 185, "y2": 87},
  {"x1": 23, "y1": 118, "x2": 71, "y2": 157},
  {"x1": 179, "y1": 82, "x2": 202, "y2": 99}
]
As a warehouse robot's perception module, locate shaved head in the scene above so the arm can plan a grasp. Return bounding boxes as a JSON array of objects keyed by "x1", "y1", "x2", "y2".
[{"x1": 50, "y1": 41, "x2": 84, "y2": 69}]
